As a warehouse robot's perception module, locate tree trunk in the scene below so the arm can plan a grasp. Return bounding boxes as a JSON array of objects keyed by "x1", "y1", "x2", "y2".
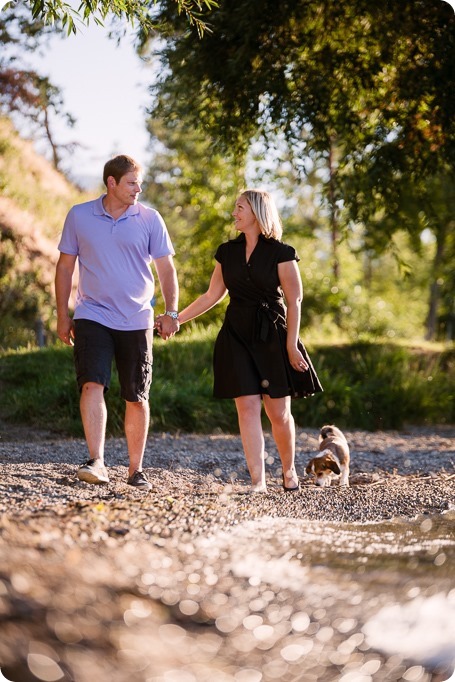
[
  {"x1": 43, "y1": 107, "x2": 60, "y2": 171},
  {"x1": 327, "y1": 139, "x2": 340, "y2": 282},
  {"x1": 425, "y1": 227, "x2": 446, "y2": 341}
]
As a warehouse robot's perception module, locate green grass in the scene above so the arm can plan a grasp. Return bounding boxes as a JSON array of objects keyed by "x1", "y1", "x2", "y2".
[{"x1": 0, "y1": 329, "x2": 453, "y2": 437}]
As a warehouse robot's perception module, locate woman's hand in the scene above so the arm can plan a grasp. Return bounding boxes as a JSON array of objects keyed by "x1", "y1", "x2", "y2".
[{"x1": 287, "y1": 346, "x2": 308, "y2": 372}]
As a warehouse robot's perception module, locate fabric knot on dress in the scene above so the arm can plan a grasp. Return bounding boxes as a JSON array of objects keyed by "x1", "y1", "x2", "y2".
[{"x1": 256, "y1": 300, "x2": 280, "y2": 343}]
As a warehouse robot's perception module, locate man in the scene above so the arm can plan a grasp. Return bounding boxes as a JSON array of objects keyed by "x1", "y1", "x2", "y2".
[{"x1": 55, "y1": 154, "x2": 179, "y2": 490}]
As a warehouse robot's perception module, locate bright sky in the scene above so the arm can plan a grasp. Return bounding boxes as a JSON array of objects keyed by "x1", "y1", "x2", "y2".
[{"x1": 23, "y1": 21, "x2": 156, "y2": 188}]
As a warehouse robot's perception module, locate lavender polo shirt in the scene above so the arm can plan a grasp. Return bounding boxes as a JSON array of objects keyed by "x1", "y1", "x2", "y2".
[{"x1": 58, "y1": 195, "x2": 175, "y2": 330}]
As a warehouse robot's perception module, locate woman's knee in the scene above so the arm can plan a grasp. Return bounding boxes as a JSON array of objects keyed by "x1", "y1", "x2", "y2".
[
  {"x1": 235, "y1": 395, "x2": 262, "y2": 420},
  {"x1": 264, "y1": 397, "x2": 293, "y2": 427}
]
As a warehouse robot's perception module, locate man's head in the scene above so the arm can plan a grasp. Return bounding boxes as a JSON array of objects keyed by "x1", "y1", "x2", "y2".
[
  {"x1": 103, "y1": 155, "x2": 142, "y2": 186},
  {"x1": 103, "y1": 155, "x2": 143, "y2": 207}
]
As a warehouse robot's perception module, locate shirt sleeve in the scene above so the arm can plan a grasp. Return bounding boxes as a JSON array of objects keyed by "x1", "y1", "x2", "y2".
[
  {"x1": 148, "y1": 209, "x2": 175, "y2": 259},
  {"x1": 58, "y1": 207, "x2": 79, "y2": 255}
]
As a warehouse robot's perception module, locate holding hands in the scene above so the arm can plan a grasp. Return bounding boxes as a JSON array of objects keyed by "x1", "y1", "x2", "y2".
[{"x1": 154, "y1": 312, "x2": 180, "y2": 340}]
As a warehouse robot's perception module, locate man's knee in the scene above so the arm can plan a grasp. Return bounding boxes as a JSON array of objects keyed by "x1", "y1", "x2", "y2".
[
  {"x1": 125, "y1": 398, "x2": 149, "y2": 409},
  {"x1": 81, "y1": 381, "x2": 105, "y2": 394}
]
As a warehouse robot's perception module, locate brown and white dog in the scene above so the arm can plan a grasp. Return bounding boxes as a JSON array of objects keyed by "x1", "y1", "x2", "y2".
[{"x1": 305, "y1": 425, "x2": 350, "y2": 487}]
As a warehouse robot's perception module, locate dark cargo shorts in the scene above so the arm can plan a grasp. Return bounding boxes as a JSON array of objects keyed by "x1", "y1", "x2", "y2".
[{"x1": 73, "y1": 319, "x2": 154, "y2": 402}]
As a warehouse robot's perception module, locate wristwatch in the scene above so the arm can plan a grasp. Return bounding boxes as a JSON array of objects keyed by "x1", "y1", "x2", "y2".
[{"x1": 164, "y1": 310, "x2": 179, "y2": 320}]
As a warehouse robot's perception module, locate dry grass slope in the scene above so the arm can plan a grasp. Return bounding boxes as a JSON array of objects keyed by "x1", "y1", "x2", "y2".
[{"x1": 0, "y1": 117, "x2": 92, "y2": 311}]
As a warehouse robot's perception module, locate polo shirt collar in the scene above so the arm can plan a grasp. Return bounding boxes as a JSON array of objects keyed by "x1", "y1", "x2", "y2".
[{"x1": 94, "y1": 194, "x2": 140, "y2": 218}]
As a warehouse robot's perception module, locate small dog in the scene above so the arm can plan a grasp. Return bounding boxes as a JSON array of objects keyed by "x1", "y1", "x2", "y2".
[{"x1": 305, "y1": 425, "x2": 350, "y2": 487}]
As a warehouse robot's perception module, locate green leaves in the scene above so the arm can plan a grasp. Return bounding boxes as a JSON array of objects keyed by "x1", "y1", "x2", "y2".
[{"x1": 25, "y1": 0, "x2": 219, "y2": 36}]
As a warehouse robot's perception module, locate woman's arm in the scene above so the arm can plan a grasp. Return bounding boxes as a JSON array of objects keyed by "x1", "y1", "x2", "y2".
[
  {"x1": 278, "y1": 260, "x2": 308, "y2": 372},
  {"x1": 178, "y1": 262, "x2": 228, "y2": 324}
]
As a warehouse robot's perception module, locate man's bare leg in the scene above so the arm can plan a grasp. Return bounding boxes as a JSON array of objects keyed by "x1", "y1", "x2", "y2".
[
  {"x1": 80, "y1": 382, "x2": 107, "y2": 462},
  {"x1": 125, "y1": 399, "x2": 150, "y2": 477}
]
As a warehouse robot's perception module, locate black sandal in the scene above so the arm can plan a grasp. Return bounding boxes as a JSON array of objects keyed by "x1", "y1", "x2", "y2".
[{"x1": 282, "y1": 474, "x2": 300, "y2": 492}]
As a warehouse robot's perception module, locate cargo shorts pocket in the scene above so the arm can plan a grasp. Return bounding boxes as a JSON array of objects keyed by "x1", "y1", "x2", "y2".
[{"x1": 136, "y1": 350, "x2": 153, "y2": 400}]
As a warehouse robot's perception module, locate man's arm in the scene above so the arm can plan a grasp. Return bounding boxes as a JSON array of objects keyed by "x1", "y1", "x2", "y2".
[
  {"x1": 55, "y1": 252, "x2": 77, "y2": 345},
  {"x1": 154, "y1": 255, "x2": 179, "y2": 340}
]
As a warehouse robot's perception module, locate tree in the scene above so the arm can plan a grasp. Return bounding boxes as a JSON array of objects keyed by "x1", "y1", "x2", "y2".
[
  {"x1": 0, "y1": 68, "x2": 77, "y2": 170},
  {"x1": 1, "y1": 0, "x2": 219, "y2": 167},
  {"x1": 18, "y1": 0, "x2": 218, "y2": 36},
  {"x1": 0, "y1": 5, "x2": 79, "y2": 170},
  {"x1": 142, "y1": 116, "x2": 244, "y2": 316},
  {"x1": 147, "y1": 0, "x2": 454, "y2": 161},
  {"x1": 145, "y1": 0, "x2": 455, "y2": 338}
]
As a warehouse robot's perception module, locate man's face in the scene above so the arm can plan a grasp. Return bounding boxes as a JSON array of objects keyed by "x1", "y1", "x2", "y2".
[{"x1": 109, "y1": 170, "x2": 142, "y2": 206}]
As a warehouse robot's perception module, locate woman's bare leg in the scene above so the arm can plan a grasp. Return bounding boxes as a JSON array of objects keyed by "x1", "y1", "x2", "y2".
[
  {"x1": 235, "y1": 395, "x2": 267, "y2": 492},
  {"x1": 263, "y1": 395, "x2": 299, "y2": 489}
]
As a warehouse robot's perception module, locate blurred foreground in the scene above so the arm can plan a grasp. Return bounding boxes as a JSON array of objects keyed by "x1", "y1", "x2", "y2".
[{"x1": 0, "y1": 429, "x2": 454, "y2": 682}]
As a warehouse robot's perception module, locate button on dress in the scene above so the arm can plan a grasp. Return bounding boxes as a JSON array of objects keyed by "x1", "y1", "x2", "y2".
[{"x1": 213, "y1": 233, "x2": 323, "y2": 399}]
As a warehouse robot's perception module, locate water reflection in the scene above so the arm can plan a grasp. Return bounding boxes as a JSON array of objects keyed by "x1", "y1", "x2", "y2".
[
  {"x1": 189, "y1": 510, "x2": 455, "y2": 681},
  {"x1": 1, "y1": 513, "x2": 454, "y2": 682}
]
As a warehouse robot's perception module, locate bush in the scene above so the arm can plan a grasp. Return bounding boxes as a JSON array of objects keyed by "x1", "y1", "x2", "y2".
[{"x1": 0, "y1": 334, "x2": 453, "y2": 437}]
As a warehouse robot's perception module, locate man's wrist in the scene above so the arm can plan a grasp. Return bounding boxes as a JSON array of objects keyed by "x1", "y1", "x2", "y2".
[{"x1": 164, "y1": 310, "x2": 179, "y2": 320}]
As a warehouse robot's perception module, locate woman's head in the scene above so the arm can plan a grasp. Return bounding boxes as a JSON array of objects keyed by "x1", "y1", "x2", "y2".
[{"x1": 239, "y1": 189, "x2": 283, "y2": 240}]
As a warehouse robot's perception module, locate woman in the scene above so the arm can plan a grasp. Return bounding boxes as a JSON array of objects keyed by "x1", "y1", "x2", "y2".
[{"x1": 168, "y1": 189, "x2": 322, "y2": 492}]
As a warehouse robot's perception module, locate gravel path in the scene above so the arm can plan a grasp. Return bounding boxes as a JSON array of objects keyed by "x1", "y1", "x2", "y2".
[
  {"x1": 0, "y1": 427, "x2": 454, "y2": 682},
  {"x1": 1, "y1": 427, "x2": 454, "y2": 524}
]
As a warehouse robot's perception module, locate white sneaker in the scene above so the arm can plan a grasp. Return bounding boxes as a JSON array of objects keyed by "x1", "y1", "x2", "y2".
[{"x1": 77, "y1": 459, "x2": 109, "y2": 484}]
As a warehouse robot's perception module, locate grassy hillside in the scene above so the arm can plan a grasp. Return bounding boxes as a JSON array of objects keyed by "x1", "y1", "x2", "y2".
[
  {"x1": 0, "y1": 117, "x2": 94, "y2": 348},
  {"x1": 0, "y1": 117, "x2": 92, "y2": 240},
  {"x1": 0, "y1": 331, "x2": 453, "y2": 437}
]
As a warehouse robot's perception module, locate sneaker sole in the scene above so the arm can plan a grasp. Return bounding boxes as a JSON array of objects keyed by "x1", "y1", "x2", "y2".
[
  {"x1": 127, "y1": 484, "x2": 152, "y2": 490},
  {"x1": 77, "y1": 470, "x2": 109, "y2": 485}
]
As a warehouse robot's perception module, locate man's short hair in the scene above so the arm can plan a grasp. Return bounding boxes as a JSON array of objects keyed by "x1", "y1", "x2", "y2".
[{"x1": 103, "y1": 155, "x2": 142, "y2": 186}]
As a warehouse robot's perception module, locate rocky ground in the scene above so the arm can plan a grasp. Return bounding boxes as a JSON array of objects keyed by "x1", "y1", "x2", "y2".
[{"x1": 0, "y1": 426, "x2": 454, "y2": 682}]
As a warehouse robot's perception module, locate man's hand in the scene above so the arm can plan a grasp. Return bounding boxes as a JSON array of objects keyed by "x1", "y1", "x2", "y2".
[
  {"x1": 57, "y1": 315, "x2": 75, "y2": 346},
  {"x1": 155, "y1": 314, "x2": 179, "y2": 340}
]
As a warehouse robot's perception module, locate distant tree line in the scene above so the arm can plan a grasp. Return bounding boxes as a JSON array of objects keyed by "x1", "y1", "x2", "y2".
[
  {"x1": 0, "y1": 0, "x2": 454, "y2": 346},
  {"x1": 143, "y1": 0, "x2": 455, "y2": 340}
]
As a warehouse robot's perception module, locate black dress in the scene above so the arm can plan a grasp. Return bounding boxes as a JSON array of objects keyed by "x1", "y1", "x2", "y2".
[{"x1": 213, "y1": 233, "x2": 323, "y2": 399}]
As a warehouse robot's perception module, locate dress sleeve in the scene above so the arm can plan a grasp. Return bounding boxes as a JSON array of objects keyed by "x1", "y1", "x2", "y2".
[
  {"x1": 214, "y1": 243, "x2": 225, "y2": 264},
  {"x1": 277, "y1": 242, "x2": 300, "y2": 264}
]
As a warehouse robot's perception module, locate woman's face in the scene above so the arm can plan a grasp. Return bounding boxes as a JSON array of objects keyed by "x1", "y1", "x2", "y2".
[{"x1": 232, "y1": 196, "x2": 260, "y2": 235}]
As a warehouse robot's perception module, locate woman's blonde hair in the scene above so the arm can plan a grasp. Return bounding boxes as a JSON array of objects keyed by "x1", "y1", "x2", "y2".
[{"x1": 240, "y1": 189, "x2": 283, "y2": 240}]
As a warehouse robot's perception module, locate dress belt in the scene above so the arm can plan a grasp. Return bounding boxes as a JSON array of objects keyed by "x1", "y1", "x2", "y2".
[{"x1": 228, "y1": 299, "x2": 285, "y2": 343}]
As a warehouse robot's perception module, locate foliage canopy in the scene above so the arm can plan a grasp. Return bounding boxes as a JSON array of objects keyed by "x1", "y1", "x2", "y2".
[
  {"x1": 146, "y1": 0, "x2": 455, "y2": 339},
  {"x1": 18, "y1": 0, "x2": 218, "y2": 36}
]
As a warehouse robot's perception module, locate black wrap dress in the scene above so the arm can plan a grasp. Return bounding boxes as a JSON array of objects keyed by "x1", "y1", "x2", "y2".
[{"x1": 213, "y1": 233, "x2": 323, "y2": 399}]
